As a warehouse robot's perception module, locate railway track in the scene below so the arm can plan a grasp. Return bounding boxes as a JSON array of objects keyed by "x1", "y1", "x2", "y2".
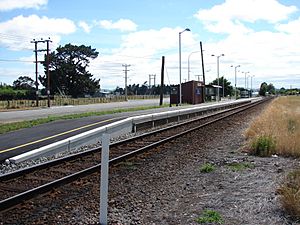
[{"x1": 0, "y1": 98, "x2": 270, "y2": 212}]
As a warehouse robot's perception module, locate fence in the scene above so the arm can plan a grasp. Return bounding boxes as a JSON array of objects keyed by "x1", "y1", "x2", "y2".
[{"x1": 0, "y1": 95, "x2": 161, "y2": 110}]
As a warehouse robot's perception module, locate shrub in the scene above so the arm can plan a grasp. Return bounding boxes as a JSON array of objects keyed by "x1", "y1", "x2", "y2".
[{"x1": 250, "y1": 135, "x2": 276, "y2": 157}]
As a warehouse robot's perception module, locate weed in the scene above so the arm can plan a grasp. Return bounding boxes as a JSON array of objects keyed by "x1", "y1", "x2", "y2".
[
  {"x1": 250, "y1": 135, "x2": 276, "y2": 157},
  {"x1": 200, "y1": 163, "x2": 215, "y2": 173},
  {"x1": 195, "y1": 209, "x2": 224, "y2": 224},
  {"x1": 120, "y1": 161, "x2": 136, "y2": 170},
  {"x1": 278, "y1": 169, "x2": 300, "y2": 220},
  {"x1": 227, "y1": 162, "x2": 254, "y2": 172}
]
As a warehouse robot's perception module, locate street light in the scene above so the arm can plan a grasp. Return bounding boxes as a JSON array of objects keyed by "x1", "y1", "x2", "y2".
[
  {"x1": 211, "y1": 54, "x2": 224, "y2": 101},
  {"x1": 188, "y1": 51, "x2": 200, "y2": 81},
  {"x1": 179, "y1": 28, "x2": 191, "y2": 105},
  {"x1": 242, "y1": 71, "x2": 249, "y2": 89},
  {"x1": 231, "y1": 65, "x2": 240, "y2": 100},
  {"x1": 250, "y1": 75, "x2": 255, "y2": 96}
]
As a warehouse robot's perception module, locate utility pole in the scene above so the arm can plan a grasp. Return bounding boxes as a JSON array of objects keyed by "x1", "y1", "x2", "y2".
[
  {"x1": 160, "y1": 56, "x2": 165, "y2": 106},
  {"x1": 200, "y1": 41, "x2": 205, "y2": 102},
  {"x1": 122, "y1": 64, "x2": 130, "y2": 101},
  {"x1": 31, "y1": 38, "x2": 52, "y2": 107},
  {"x1": 45, "y1": 39, "x2": 52, "y2": 108},
  {"x1": 31, "y1": 39, "x2": 46, "y2": 107}
]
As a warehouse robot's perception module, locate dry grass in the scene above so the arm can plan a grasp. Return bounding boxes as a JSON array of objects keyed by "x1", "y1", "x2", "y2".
[
  {"x1": 245, "y1": 96, "x2": 300, "y2": 220},
  {"x1": 278, "y1": 170, "x2": 300, "y2": 220},
  {"x1": 245, "y1": 96, "x2": 300, "y2": 157}
]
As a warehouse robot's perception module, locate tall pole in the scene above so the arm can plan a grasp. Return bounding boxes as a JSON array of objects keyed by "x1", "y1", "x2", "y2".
[
  {"x1": 200, "y1": 41, "x2": 205, "y2": 102},
  {"x1": 250, "y1": 75, "x2": 254, "y2": 91},
  {"x1": 46, "y1": 39, "x2": 52, "y2": 108},
  {"x1": 31, "y1": 39, "x2": 47, "y2": 107},
  {"x1": 159, "y1": 56, "x2": 165, "y2": 106},
  {"x1": 179, "y1": 28, "x2": 190, "y2": 105},
  {"x1": 231, "y1": 65, "x2": 240, "y2": 100},
  {"x1": 250, "y1": 75, "x2": 254, "y2": 97},
  {"x1": 212, "y1": 54, "x2": 224, "y2": 101},
  {"x1": 122, "y1": 64, "x2": 130, "y2": 101},
  {"x1": 222, "y1": 76, "x2": 225, "y2": 97},
  {"x1": 217, "y1": 57, "x2": 220, "y2": 100},
  {"x1": 243, "y1": 71, "x2": 249, "y2": 90},
  {"x1": 33, "y1": 41, "x2": 39, "y2": 107}
]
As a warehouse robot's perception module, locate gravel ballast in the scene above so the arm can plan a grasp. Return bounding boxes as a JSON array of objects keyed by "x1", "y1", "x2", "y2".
[{"x1": 2, "y1": 101, "x2": 299, "y2": 225}]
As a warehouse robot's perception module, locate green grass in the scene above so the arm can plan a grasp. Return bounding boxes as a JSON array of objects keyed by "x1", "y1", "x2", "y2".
[
  {"x1": 0, "y1": 104, "x2": 168, "y2": 134},
  {"x1": 200, "y1": 163, "x2": 216, "y2": 173},
  {"x1": 226, "y1": 162, "x2": 254, "y2": 172},
  {"x1": 195, "y1": 209, "x2": 224, "y2": 224}
]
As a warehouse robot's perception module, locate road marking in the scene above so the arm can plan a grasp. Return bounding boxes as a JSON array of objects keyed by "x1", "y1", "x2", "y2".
[{"x1": 0, "y1": 118, "x2": 120, "y2": 154}]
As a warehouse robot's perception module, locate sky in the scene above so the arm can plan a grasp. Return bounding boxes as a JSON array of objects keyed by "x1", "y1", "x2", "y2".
[{"x1": 0, "y1": 0, "x2": 300, "y2": 90}]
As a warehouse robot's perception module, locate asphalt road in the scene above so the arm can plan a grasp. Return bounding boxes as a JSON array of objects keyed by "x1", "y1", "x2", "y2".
[
  {"x1": 0, "y1": 98, "x2": 170, "y2": 123},
  {"x1": 0, "y1": 98, "x2": 188, "y2": 162}
]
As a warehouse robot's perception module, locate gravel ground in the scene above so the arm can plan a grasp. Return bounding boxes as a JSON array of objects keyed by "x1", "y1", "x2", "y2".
[{"x1": 2, "y1": 102, "x2": 300, "y2": 225}]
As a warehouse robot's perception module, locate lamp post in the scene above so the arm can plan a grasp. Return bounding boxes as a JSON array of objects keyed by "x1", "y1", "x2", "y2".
[
  {"x1": 231, "y1": 65, "x2": 240, "y2": 100},
  {"x1": 211, "y1": 54, "x2": 224, "y2": 101},
  {"x1": 188, "y1": 51, "x2": 200, "y2": 82},
  {"x1": 179, "y1": 28, "x2": 190, "y2": 105},
  {"x1": 250, "y1": 75, "x2": 254, "y2": 97},
  {"x1": 242, "y1": 71, "x2": 249, "y2": 90},
  {"x1": 222, "y1": 76, "x2": 225, "y2": 97}
]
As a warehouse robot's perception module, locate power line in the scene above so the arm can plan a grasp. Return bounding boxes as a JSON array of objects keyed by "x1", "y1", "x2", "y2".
[
  {"x1": 0, "y1": 59, "x2": 33, "y2": 63},
  {"x1": 0, "y1": 33, "x2": 32, "y2": 42}
]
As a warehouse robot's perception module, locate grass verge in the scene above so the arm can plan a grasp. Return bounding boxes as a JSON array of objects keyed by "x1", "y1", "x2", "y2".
[
  {"x1": 244, "y1": 96, "x2": 300, "y2": 157},
  {"x1": 244, "y1": 96, "x2": 300, "y2": 220},
  {"x1": 0, "y1": 104, "x2": 168, "y2": 134}
]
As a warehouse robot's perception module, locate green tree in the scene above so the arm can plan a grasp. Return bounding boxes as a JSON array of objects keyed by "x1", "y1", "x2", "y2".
[
  {"x1": 267, "y1": 83, "x2": 275, "y2": 95},
  {"x1": 259, "y1": 82, "x2": 268, "y2": 96},
  {"x1": 209, "y1": 76, "x2": 233, "y2": 97},
  {"x1": 279, "y1": 87, "x2": 286, "y2": 95},
  {"x1": 13, "y1": 76, "x2": 35, "y2": 90},
  {"x1": 39, "y1": 43, "x2": 100, "y2": 98}
]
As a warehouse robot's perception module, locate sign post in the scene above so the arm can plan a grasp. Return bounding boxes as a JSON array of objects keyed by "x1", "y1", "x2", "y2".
[{"x1": 100, "y1": 133, "x2": 110, "y2": 225}]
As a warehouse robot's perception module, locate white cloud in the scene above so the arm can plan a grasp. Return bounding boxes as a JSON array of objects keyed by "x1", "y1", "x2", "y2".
[
  {"x1": 78, "y1": 21, "x2": 92, "y2": 33},
  {"x1": 99, "y1": 19, "x2": 137, "y2": 32},
  {"x1": 0, "y1": 0, "x2": 47, "y2": 11},
  {"x1": 194, "y1": 0, "x2": 297, "y2": 34},
  {"x1": 0, "y1": 15, "x2": 76, "y2": 50},
  {"x1": 276, "y1": 17, "x2": 300, "y2": 34},
  {"x1": 89, "y1": 27, "x2": 198, "y2": 89}
]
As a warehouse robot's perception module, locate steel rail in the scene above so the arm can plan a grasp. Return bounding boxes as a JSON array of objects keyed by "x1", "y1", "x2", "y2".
[
  {"x1": 0, "y1": 98, "x2": 271, "y2": 211},
  {"x1": 0, "y1": 100, "x2": 252, "y2": 182}
]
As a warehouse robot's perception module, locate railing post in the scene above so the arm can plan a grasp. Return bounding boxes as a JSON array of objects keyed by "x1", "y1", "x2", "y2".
[{"x1": 100, "y1": 133, "x2": 110, "y2": 225}]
